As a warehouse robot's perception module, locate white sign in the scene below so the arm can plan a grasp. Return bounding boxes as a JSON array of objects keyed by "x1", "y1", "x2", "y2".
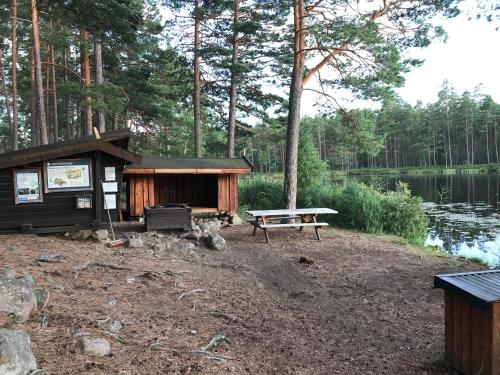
[
  {"x1": 104, "y1": 194, "x2": 117, "y2": 210},
  {"x1": 105, "y1": 167, "x2": 116, "y2": 182},
  {"x1": 46, "y1": 159, "x2": 92, "y2": 191},
  {"x1": 15, "y1": 170, "x2": 42, "y2": 203},
  {"x1": 102, "y1": 182, "x2": 118, "y2": 193}
]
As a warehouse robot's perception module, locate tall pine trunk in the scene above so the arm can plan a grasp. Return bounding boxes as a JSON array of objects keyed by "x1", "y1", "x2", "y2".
[
  {"x1": 226, "y1": 0, "x2": 240, "y2": 158},
  {"x1": 62, "y1": 48, "x2": 73, "y2": 140},
  {"x1": 80, "y1": 29, "x2": 93, "y2": 136},
  {"x1": 94, "y1": 34, "x2": 105, "y2": 133},
  {"x1": 282, "y1": 0, "x2": 305, "y2": 209},
  {"x1": 50, "y1": 44, "x2": 59, "y2": 142},
  {"x1": 30, "y1": 51, "x2": 39, "y2": 146},
  {"x1": 31, "y1": 0, "x2": 48, "y2": 144},
  {"x1": 193, "y1": 0, "x2": 202, "y2": 157},
  {"x1": 11, "y1": 0, "x2": 18, "y2": 150},
  {"x1": 0, "y1": 50, "x2": 13, "y2": 141},
  {"x1": 485, "y1": 114, "x2": 490, "y2": 164}
]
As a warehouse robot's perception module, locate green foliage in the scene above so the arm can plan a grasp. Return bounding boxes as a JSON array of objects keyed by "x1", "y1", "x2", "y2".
[
  {"x1": 297, "y1": 133, "x2": 328, "y2": 190},
  {"x1": 380, "y1": 183, "x2": 428, "y2": 245},
  {"x1": 239, "y1": 176, "x2": 428, "y2": 245},
  {"x1": 238, "y1": 175, "x2": 283, "y2": 212}
]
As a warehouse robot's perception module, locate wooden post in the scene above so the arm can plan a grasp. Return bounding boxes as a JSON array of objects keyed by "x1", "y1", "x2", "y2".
[{"x1": 95, "y1": 151, "x2": 102, "y2": 224}]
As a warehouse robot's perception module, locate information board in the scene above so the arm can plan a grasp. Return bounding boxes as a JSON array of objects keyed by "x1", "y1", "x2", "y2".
[{"x1": 45, "y1": 159, "x2": 93, "y2": 192}]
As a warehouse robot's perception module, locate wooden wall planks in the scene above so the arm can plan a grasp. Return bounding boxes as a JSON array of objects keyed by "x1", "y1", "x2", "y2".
[
  {"x1": 444, "y1": 291, "x2": 499, "y2": 375},
  {"x1": 128, "y1": 173, "x2": 240, "y2": 216}
]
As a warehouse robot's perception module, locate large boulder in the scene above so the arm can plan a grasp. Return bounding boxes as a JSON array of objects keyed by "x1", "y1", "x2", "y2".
[
  {"x1": 0, "y1": 269, "x2": 36, "y2": 323},
  {"x1": 204, "y1": 234, "x2": 226, "y2": 251},
  {"x1": 230, "y1": 213, "x2": 243, "y2": 226},
  {"x1": 0, "y1": 329, "x2": 38, "y2": 375},
  {"x1": 198, "y1": 221, "x2": 222, "y2": 236}
]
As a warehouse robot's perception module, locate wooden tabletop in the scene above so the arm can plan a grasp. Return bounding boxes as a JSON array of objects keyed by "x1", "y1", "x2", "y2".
[{"x1": 246, "y1": 208, "x2": 338, "y2": 217}]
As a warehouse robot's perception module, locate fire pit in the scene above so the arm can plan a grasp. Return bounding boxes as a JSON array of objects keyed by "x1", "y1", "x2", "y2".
[
  {"x1": 434, "y1": 270, "x2": 500, "y2": 375},
  {"x1": 144, "y1": 204, "x2": 192, "y2": 231}
]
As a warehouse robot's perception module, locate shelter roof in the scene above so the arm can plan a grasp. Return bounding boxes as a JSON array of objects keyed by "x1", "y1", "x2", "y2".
[
  {"x1": 124, "y1": 156, "x2": 253, "y2": 174},
  {"x1": 0, "y1": 129, "x2": 140, "y2": 169}
]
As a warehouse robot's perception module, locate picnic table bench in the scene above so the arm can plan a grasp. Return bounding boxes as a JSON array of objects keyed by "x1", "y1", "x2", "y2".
[{"x1": 246, "y1": 208, "x2": 338, "y2": 243}]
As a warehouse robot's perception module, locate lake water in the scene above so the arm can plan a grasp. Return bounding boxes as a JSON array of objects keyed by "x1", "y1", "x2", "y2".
[{"x1": 354, "y1": 174, "x2": 500, "y2": 268}]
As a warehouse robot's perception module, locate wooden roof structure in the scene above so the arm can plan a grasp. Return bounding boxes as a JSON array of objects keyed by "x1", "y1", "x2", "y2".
[
  {"x1": 0, "y1": 129, "x2": 140, "y2": 170},
  {"x1": 124, "y1": 156, "x2": 253, "y2": 175}
]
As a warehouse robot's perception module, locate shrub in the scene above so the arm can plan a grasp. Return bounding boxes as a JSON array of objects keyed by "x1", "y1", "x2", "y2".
[
  {"x1": 239, "y1": 176, "x2": 428, "y2": 245},
  {"x1": 329, "y1": 180, "x2": 385, "y2": 233},
  {"x1": 238, "y1": 175, "x2": 283, "y2": 212}
]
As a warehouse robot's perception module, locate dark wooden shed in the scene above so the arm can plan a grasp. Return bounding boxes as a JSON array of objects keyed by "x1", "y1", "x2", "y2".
[
  {"x1": 0, "y1": 130, "x2": 139, "y2": 233},
  {"x1": 123, "y1": 157, "x2": 253, "y2": 216},
  {"x1": 434, "y1": 270, "x2": 500, "y2": 375}
]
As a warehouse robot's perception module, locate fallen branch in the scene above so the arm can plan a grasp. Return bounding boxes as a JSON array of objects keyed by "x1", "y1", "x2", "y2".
[
  {"x1": 177, "y1": 288, "x2": 204, "y2": 301},
  {"x1": 74, "y1": 260, "x2": 132, "y2": 273},
  {"x1": 194, "y1": 350, "x2": 233, "y2": 361},
  {"x1": 208, "y1": 311, "x2": 238, "y2": 322},
  {"x1": 201, "y1": 334, "x2": 231, "y2": 352}
]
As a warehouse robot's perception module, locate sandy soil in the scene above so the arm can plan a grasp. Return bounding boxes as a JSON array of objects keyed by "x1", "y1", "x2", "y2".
[{"x1": 0, "y1": 225, "x2": 482, "y2": 374}]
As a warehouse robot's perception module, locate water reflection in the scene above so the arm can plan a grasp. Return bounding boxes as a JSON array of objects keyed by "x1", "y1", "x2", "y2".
[{"x1": 353, "y1": 174, "x2": 500, "y2": 268}]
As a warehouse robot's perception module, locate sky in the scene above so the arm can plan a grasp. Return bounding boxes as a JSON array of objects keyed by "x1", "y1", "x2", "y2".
[
  {"x1": 395, "y1": 7, "x2": 500, "y2": 106},
  {"x1": 301, "y1": 1, "x2": 500, "y2": 115}
]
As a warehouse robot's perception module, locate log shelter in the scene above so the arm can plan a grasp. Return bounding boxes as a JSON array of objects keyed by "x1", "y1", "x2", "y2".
[
  {"x1": 123, "y1": 157, "x2": 253, "y2": 216},
  {"x1": 434, "y1": 270, "x2": 500, "y2": 375},
  {"x1": 0, "y1": 130, "x2": 140, "y2": 233}
]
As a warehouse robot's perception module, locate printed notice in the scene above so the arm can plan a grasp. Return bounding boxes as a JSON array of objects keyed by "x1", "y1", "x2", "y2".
[
  {"x1": 102, "y1": 182, "x2": 118, "y2": 193},
  {"x1": 105, "y1": 167, "x2": 116, "y2": 181},
  {"x1": 104, "y1": 194, "x2": 117, "y2": 210}
]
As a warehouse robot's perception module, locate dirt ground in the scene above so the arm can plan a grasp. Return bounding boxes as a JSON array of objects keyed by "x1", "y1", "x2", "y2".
[{"x1": 0, "y1": 225, "x2": 483, "y2": 375}]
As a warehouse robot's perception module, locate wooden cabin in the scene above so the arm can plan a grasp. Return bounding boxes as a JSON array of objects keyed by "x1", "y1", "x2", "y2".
[
  {"x1": 0, "y1": 130, "x2": 139, "y2": 233},
  {"x1": 124, "y1": 157, "x2": 253, "y2": 216}
]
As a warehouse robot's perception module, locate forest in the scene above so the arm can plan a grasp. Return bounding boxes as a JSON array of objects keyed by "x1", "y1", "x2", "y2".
[{"x1": 0, "y1": 0, "x2": 495, "y2": 205}]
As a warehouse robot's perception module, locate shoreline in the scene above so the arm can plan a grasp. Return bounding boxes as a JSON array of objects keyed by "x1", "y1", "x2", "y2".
[{"x1": 330, "y1": 163, "x2": 500, "y2": 177}]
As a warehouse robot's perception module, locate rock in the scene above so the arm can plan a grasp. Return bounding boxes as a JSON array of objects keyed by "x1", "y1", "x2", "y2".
[
  {"x1": 35, "y1": 254, "x2": 61, "y2": 263},
  {"x1": 186, "y1": 228, "x2": 203, "y2": 241},
  {"x1": 153, "y1": 243, "x2": 166, "y2": 253},
  {"x1": 108, "y1": 320, "x2": 123, "y2": 333},
  {"x1": 70, "y1": 229, "x2": 93, "y2": 240},
  {"x1": 0, "y1": 329, "x2": 38, "y2": 375},
  {"x1": 92, "y1": 229, "x2": 109, "y2": 241},
  {"x1": 299, "y1": 256, "x2": 314, "y2": 265},
  {"x1": 198, "y1": 221, "x2": 221, "y2": 235},
  {"x1": 0, "y1": 267, "x2": 15, "y2": 279},
  {"x1": 34, "y1": 288, "x2": 50, "y2": 311},
  {"x1": 0, "y1": 272, "x2": 37, "y2": 323},
  {"x1": 230, "y1": 214, "x2": 243, "y2": 226},
  {"x1": 79, "y1": 337, "x2": 111, "y2": 356},
  {"x1": 126, "y1": 237, "x2": 144, "y2": 248},
  {"x1": 204, "y1": 234, "x2": 226, "y2": 251}
]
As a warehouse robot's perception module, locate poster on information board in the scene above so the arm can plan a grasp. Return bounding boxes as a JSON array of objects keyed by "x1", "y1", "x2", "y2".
[
  {"x1": 14, "y1": 169, "x2": 43, "y2": 204},
  {"x1": 45, "y1": 159, "x2": 93, "y2": 192}
]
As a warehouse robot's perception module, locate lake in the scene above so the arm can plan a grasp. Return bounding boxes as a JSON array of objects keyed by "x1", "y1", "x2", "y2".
[{"x1": 353, "y1": 173, "x2": 500, "y2": 268}]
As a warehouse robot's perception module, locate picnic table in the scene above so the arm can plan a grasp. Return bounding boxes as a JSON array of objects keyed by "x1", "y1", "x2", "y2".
[{"x1": 246, "y1": 208, "x2": 338, "y2": 243}]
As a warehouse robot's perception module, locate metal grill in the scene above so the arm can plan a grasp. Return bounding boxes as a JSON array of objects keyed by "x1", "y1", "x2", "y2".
[{"x1": 434, "y1": 270, "x2": 500, "y2": 305}]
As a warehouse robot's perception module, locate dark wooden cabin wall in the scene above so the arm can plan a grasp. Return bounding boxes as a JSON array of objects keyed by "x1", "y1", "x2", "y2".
[{"x1": 0, "y1": 151, "x2": 125, "y2": 231}]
